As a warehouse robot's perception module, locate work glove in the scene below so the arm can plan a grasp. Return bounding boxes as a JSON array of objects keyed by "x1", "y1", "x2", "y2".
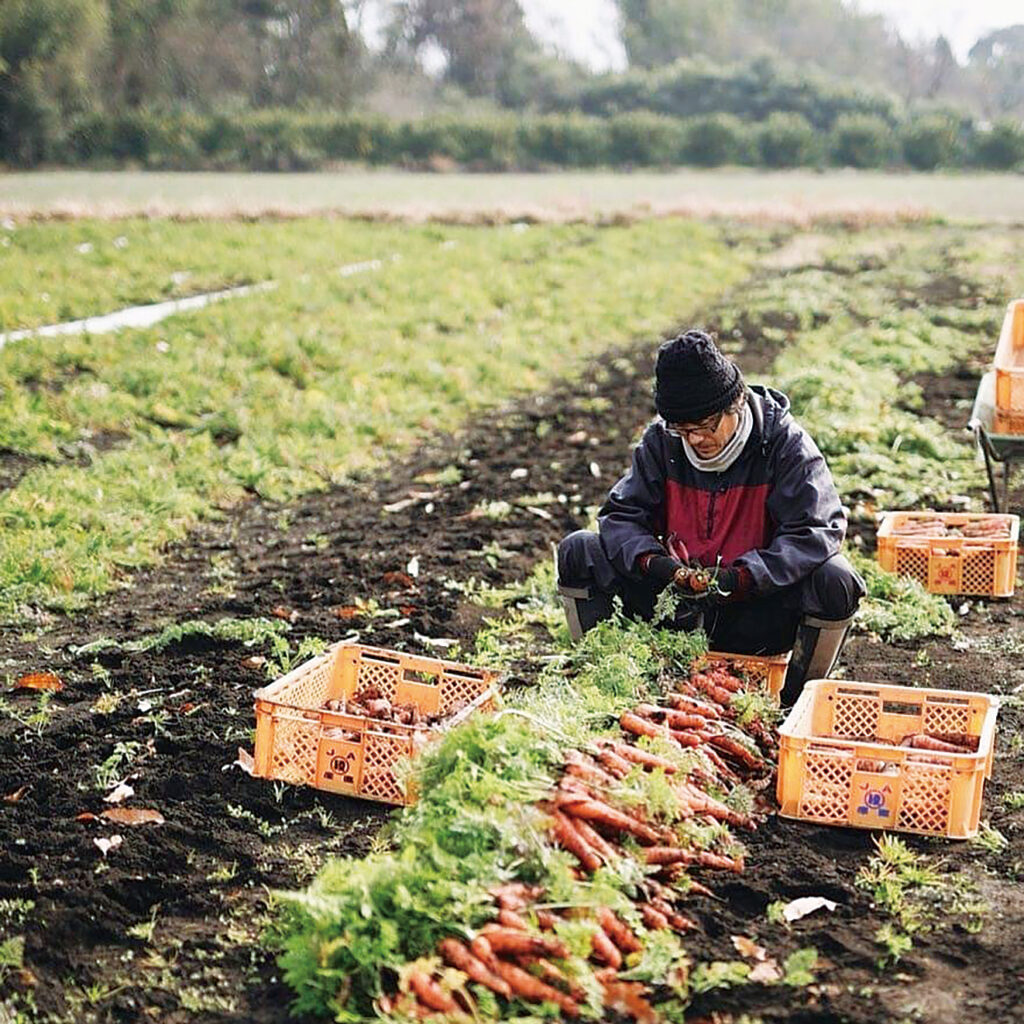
[
  {"x1": 705, "y1": 566, "x2": 754, "y2": 604},
  {"x1": 642, "y1": 554, "x2": 685, "y2": 590}
]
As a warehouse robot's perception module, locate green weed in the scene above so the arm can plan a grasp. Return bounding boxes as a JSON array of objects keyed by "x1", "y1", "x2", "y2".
[
  {"x1": 970, "y1": 822, "x2": 1009, "y2": 855},
  {"x1": 73, "y1": 616, "x2": 291, "y2": 656},
  {"x1": 856, "y1": 834, "x2": 980, "y2": 967},
  {"x1": 92, "y1": 741, "x2": 143, "y2": 791},
  {"x1": 850, "y1": 548, "x2": 956, "y2": 642}
]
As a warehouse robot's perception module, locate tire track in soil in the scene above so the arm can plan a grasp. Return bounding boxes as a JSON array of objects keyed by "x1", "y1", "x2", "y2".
[{"x1": 1, "y1": 257, "x2": 1023, "y2": 1023}]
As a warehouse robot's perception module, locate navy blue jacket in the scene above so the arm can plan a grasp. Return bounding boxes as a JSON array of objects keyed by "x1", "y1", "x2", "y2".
[{"x1": 598, "y1": 387, "x2": 846, "y2": 595}]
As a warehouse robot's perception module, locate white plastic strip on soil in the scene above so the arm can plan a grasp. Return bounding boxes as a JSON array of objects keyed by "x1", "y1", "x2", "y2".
[
  {"x1": 0, "y1": 281, "x2": 278, "y2": 350},
  {"x1": 0, "y1": 253, "x2": 401, "y2": 351}
]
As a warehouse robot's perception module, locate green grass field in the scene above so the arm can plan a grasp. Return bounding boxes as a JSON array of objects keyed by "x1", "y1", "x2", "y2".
[
  {"x1": 0, "y1": 218, "x2": 755, "y2": 616},
  {"x1": 4, "y1": 169, "x2": 1024, "y2": 222},
  {"x1": 2, "y1": 210, "x2": 1021, "y2": 622}
]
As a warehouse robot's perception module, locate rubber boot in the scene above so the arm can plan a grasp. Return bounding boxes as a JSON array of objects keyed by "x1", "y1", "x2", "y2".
[
  {"x1": 557, "y1": 583, "x2": 614, "y2": 642},
  {"x1": 780, "y1": 614, "x2": 854, "y2": 708}
]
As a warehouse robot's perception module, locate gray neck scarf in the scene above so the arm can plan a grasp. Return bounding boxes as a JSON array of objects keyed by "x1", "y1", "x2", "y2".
[{"x1": 681, "y1": 402, "x2": 753, "y2": 474}]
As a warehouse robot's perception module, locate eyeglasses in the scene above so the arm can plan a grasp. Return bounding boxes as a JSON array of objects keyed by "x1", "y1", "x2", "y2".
[{"x1": 665, "y1": 409, "x2": 726, "y2": 440}]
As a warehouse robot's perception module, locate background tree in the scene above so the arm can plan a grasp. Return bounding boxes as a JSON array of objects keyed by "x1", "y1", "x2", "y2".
[
  {"x1": 968, "y1": 25, "x2": 1024, "y2": 117},
  {"x1": 384, "y1": 0, "x2": 534, "y2": 97},
  {"x1": 0, "y1": 0, "x2": 107, "y2": 164}
]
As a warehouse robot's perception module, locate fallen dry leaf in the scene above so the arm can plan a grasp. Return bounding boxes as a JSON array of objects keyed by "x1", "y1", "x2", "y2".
[
  {"x1": 103, "y1": 782, "x2": 135, "y2": 805},
  {"x1": 94, "y1": 835, "x2": 123, "y2": 857},
  {"x1": 101, "y1": 807, "x2": 165, "y2": 826},
  {"x1": 748, "y1": 959, "x2": 782, "y2": 983},
  {"x1": 600, "y1": 981, "x2": 659, "y2": 1024},
  {"x1": 3, "y1": 784, "x2": 30, "y2": 804},
  {"x1": 399, "y1": 604, "x2": 418, "y2": 616},
  {"x1": 382, "y1": 570, "x2": 415, "y2": 589},
  {"x1": 76, "y1": 812, "x2": 98, "y2": 822},
  {"x1": 731, "y1": 935, "x2": 767, "y2": 960},
  {"x1": 330, "y1": 606, "x2": 361, "y2": 621},
  {"x1": 241, "y1": 655, "x2": 267, "y2": 668},
  {"x1": 271, "y1": 605, "x2": 298, "y2": 622},
  {"x1": 782, "y1": 896, "x2": 838, "y2": 922},
  {"x1": 14, "y1": 671, "x2": 63, "y2": 692},
  {"x1": 234, "y1": 747, "x2": 255, "y2": 776}
]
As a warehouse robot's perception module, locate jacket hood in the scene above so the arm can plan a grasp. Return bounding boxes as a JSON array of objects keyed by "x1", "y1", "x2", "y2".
[{"x1": 747, "y1": 385, "x2": 791, "y2": 449}]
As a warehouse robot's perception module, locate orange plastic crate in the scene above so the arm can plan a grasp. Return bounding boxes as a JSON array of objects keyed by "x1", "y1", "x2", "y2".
[
  {"x1": 994, "y1": 299, "x2": 1024, "y2": 420},
  {"x1": 777, "y1": 680, "x2": 998, "y2": 838},
  {"x1": 252, "y1": 642, "x2": 499, "y2": 805},
  {"x1": 877, "y1": 510, "x2": 1019, "y2": 598},
  {"x1": 993, "y1": 407, "x2": 1024, "y2": 435},
  {"x1": 695, "y1": 649, "x2": 792, "y2": 701}
]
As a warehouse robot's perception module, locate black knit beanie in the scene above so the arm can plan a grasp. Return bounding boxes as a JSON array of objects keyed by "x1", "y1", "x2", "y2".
[{"x1": 653, "y1": 329, "x2": 744, "y2": 422}]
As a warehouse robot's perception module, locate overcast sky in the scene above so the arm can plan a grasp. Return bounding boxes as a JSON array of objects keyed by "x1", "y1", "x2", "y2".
[{"x1": 521, "y1": 0, "x2": 1024, "y2": 69}]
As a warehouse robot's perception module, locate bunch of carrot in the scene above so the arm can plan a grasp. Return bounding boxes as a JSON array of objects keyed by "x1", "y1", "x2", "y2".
[
  {"x1": 382, "y1": 661, "x2": 774, "y2": 1020},
  {"x1": 890, "y1": 515, "x2": 1012, "y2": 539}
]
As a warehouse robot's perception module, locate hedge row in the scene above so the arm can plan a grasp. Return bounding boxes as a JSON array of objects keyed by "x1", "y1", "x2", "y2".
[
  {"x1": 565, "y1": 58, "x2": 900, "y2": 130},
  {"x1": 32, "y1": 109, "x2": 1024, "y2": 172}
]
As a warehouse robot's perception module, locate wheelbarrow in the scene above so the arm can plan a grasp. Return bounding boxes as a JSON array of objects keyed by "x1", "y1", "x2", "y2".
[{"x1": 969, "y1": 370, "x2": 1024, "y2": 512}]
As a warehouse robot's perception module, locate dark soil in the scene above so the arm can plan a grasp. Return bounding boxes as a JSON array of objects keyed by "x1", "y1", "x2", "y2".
[{"x1": 1, "y1": 261, "x2": 1023, "y2": 1024}]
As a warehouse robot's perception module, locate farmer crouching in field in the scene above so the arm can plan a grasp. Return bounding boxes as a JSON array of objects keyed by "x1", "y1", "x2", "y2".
[{"x1": 556, "y1": 329, "x2": 865, "y2": 705}]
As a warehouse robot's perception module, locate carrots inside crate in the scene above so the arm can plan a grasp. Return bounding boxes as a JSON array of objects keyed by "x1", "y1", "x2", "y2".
[
  {"x1": 251, "y1": 642, "x2": 499, "y2": 805},
  {"x1": 877, "y1": 510, "x2": 1020, "y2": 598},
  {"x1": 778, "y1": 680, "x2": 999, "y2": 839},
  {"x1": 694, "y1": 649, "x2": 792, "y2": 702}
]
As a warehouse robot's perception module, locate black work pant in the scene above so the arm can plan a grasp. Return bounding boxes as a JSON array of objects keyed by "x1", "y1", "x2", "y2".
[{"x1": 556, "y1": 530, "x2": 865, "y2": 656}]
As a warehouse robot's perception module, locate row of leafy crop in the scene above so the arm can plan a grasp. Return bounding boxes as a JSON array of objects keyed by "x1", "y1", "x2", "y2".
[
  {"x1": 271, "y1": 603, "x2": 812, "y2": 1022},
  {"x1": 44, "y1": 109, "x2": 1024, "y2": 172}
]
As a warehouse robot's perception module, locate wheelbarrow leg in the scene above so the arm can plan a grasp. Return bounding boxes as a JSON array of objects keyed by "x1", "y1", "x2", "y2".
[{"x1": 980, "y1": 435, "x2": 1000, "y2": 512}]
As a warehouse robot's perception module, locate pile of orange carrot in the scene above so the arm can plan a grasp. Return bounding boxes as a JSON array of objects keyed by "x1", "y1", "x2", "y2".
[{"x1": 382, "y1": 660, "x2": 777, "y2": 1020}]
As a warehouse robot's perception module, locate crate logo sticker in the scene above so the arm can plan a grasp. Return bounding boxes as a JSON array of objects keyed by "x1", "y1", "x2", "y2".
[
  {"x1": 324, "y1": 748, "x2": 358, "y2": 784},
  {"x1": 933, "y1": 563, "x2": 958, "y2": 586},
  {"x1": 856, "y1": 782, "x2": 892, "y2": 818}
]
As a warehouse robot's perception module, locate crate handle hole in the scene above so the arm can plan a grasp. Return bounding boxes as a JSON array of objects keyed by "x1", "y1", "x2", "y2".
[
  {"x1": 403, "y1": 668, "x2": 438, "y2": 685},
  {"x1": 882, "y1": 700, "x2": 921, "y2": 716}
]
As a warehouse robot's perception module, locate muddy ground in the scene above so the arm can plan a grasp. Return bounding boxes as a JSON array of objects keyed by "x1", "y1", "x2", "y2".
[{"x1": 1, "y1": 251, "x2": 1022, "y2": 1024}]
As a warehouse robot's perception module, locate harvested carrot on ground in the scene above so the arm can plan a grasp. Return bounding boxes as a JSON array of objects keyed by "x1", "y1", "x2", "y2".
[
  {"x1": 407, "y1": 971, "x2": 457, "y2": 1013},
  {"x1": 639, "y1": 904, "x2": 671, "y2": 931},
  {"x1": 481, "y1": 927, "x2": 570, "y2": 960},
  {"x1": 491, "y1": 960, "x2": 581, "y2": 1016},
  {"x1": 645, "y1": 847, "x2": 744, "y2": 872},
  {"x1": 571, "y1": 812, "x2": 620, "y2": 863},
  {"x1": 470, "y1": 934, "x2": 502, "y2": 974},
  {"x1": 560, "y1": 795, "x2": 664, "y2": 844},
  {"x1": 438, "y1": 939, "x2": 512, "y2": 998},
  {"x1": 601, "y1": 740, "x2": 680, "y2": 774},
  {"x1": 665, "y1": 693, "x2": 721, "y2": 718},
  {"x1": 620, "y1": 711, "x2": 673, "y2": 741},
  {"x1": 597, "y1": 907, "x2": 643, "y2": 954},
  {"x1": 523, "y1": 957, "x2": 586, "y2": 1000},
  {"x1": 589, "y1": 925, "x2": 623, "y2": 968},
  {"x1": 634, "y1": 703, "x2": 709, "y2": 732},
  {"x1": 708, "y1": 733, "x2": 765, "y2": 770},
  {"x1": 549, "y1": 808, "x2": 603, "y2": 872},
  {"x1": 497, "y1": 907, "x2": 531, "y2": 931}
]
